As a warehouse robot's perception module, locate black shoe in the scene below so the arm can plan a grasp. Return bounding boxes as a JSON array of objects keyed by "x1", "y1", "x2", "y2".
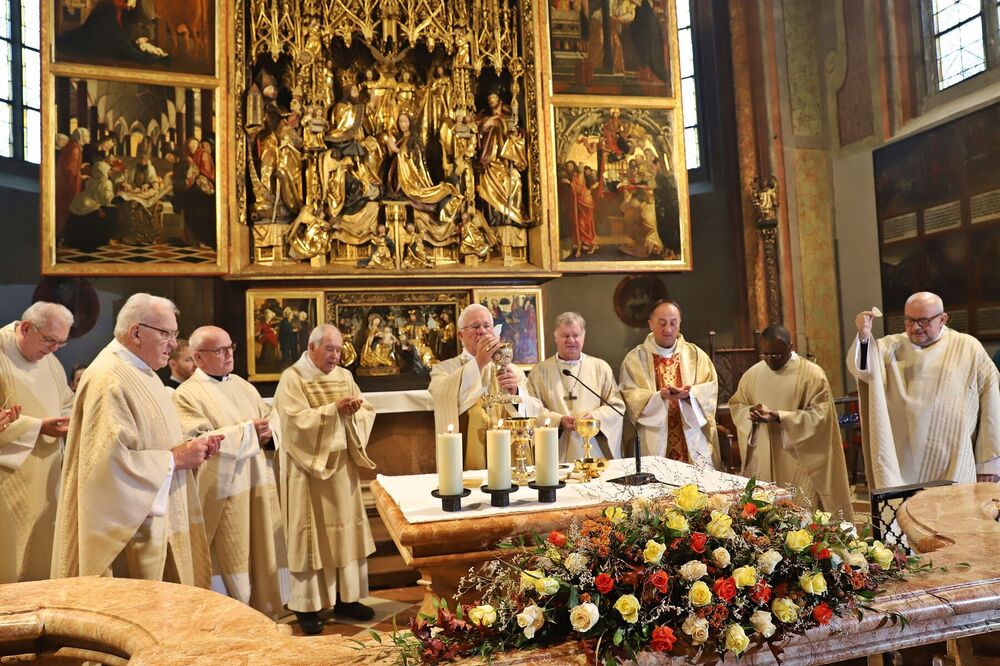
[
  {"x1": 294, "y1": 610, "x2": 325, "y2": 635},
  {"x1": 334, "y1": 600, "x2": 375, "y2": 622}
]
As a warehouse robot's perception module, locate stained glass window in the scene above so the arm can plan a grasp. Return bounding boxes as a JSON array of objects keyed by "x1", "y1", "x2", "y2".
[
  {"x1": 675, "y1": 0, "x2": 700, "y2": 171},
  {"x1": 0, "y1": 0, "x2": 40, "y2": 162},
  {"x1": 929, "y1": 0, "x2": 988, "y2": 90}
]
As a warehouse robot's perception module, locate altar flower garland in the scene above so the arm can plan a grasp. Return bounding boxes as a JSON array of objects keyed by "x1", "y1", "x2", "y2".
[{"x1": 399, "y1": 481, "x2": 922, "y2": 663}]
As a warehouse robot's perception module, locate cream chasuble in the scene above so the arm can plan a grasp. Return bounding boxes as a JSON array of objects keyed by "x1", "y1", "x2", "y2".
[
  {"x1": 619, "y1": 334, "x2": 720, "y2": 468},
  {"x1": 428, "y1": 351, "x2": 542, "y2": 470},
  {"x1": 729, "y1": 355, "x2": 853, "y2": 519},
  {"x1": 526, "y1": 354, "x2": 625, "y2": 460},
  {"x1": 173, "y1": 369, "x2": 290, "y2": 618},
  {"x1": 52, "y1": 340, "x2": 210, "y2": 587},
  {"x1": 0, "y1": 322, "x2": 74, "y2": 582},
  {"x1": 847, "y1": 328, "x2": 1000, "y2": 488},
  {"x1": 273, "y1": 353, "x2": 376, "y2": 613}
]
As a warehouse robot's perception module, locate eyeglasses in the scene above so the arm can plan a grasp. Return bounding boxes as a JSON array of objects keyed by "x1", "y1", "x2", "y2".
[
  {"x1": 138, "y1": 322, "x2": 180, "y2": 341},
  {"x1": 460, "y1": 322, "x2": 494, "y2": 332},
  {"x1": 31, "y1": 324, "x2": 69, "y2": 349},
  {"x1": 759, "y1": 352, "x2": 787, "y2": 360},
  {"x1": 903, "y1": 312, "x2": 943, "y2": 328},
  {"x1": 197, "y1": 344, "x2": 237, "y2": 356}
]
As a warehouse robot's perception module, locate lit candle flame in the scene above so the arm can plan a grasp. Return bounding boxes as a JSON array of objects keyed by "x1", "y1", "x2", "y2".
[
  {"x1": 447, "y1": 424, "x2": 454, "y2": 434},
  {"x1": 544, "y1": 418, "x2": 551, "y2": 427},
  {"x1": 497, "y1": 419, "x2": 504, "y2": 428}
]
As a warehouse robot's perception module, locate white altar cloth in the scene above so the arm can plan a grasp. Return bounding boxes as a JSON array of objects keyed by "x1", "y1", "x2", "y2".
[{"x1": 375, "y1": 456, "x2": 755, "y2": 525}]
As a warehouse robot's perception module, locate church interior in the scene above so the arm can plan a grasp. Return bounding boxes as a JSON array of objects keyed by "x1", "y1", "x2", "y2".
[{"x1": 2, "y1": 0, "x2": 1000, "y2": 663}]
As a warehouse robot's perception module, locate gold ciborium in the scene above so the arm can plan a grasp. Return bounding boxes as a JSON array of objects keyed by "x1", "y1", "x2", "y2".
[
  {"x1": 483, "y1": 343, "x2": 520, "y2": 412},
  {"x1": 504, "y1": 416, "x2": 535, "y2": 486},
  {"x1": 574, "y1": 417, "x2": 607, "y2": 480}
]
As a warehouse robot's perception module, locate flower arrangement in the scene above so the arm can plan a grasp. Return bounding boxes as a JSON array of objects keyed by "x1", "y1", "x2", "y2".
[{"x1": 395, "y1": 480, "x2": 922, "y2": 664}]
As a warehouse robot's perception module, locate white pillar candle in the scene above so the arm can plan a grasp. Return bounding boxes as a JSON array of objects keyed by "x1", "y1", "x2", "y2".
[
  {"x1": 486, "y1": 425, "x2": 512, "y2": 490},
  {"x1": 436, "y1": 425, "x2": 464, "y2": 496},
  {"x1": 534, "y1": 423, "x2": 559, "y2": 486}
]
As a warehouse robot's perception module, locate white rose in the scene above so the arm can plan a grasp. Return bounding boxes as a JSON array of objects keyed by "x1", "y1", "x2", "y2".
[
  {"x1": 845, "y1": 550, "x2": 868, "y2": 568},
  {"x1": 712, "y1": 547, "x2": 731, "y2": 568},
  {"x1": 708, "y1": 493, "x2": 732, "y2": 512},
  {"x1": 516, "y1": 602, "x2": 545, "y2": 639},
  {"x1": 682, "y1": 615, "x2": 710, "y2": 645},
  {"x1": 564, "y1": 552, "x2": 589, "y2": 575},
  {"x1": 679, "y1": 560, "x2": 708, "y2": 581},
  {"x1": 750, "y1": 610, "x2": 776, "y2": 638},
  {"x1": 569, "y1": 602, "x2": 600, "y2": 633},
  {"x1": 757, "y1": 549, "x2": 783, "y2": 575}
]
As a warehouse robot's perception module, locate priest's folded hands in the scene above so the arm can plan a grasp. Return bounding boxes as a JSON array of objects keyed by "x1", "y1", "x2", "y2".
[
  {"x1": 660, "y1": 384, "x2": 691, "y2": 401},
  {"x1": 0, "y1": 405, "x2": 22, "y2": 432},
  {"x1": 171, "y1": 433, "x2": 224, "y2": 470},
  {"x1": 252, "y1": 417, "x2": 272, "y2": 444},
  {"x1": 336, "y1": 396, "x2": 364, "y2": 416}
]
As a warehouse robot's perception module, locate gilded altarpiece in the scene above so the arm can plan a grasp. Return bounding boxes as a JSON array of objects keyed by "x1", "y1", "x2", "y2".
[{"x1": 231, "y1": 0, "x2": 550, "y2": 278}]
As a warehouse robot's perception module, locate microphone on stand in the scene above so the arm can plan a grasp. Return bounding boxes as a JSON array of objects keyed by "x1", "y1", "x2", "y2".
[{"x1": 562, "y1": 368, "x2": 658, "y2": 486}]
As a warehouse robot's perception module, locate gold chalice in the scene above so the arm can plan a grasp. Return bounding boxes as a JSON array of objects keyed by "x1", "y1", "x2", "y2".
[
  {"x1": 504, "y1": 416, "x2": 536, "y2": 486},
  {"x1": 574, "y1": 417, "x2": 607, "y2": 480}
]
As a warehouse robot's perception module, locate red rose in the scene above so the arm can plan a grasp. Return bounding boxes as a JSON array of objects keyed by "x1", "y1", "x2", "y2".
[
  {"x1": 547, "y1": 530, "x2": 567, "y2": 548},
  {"x1": 741, "y1": 502, "x2": 758, "y2": 518},
  {"x1": 815, "y1": 547, "x2": 831, "y2": 560},
  {"x1": 749, "y1": 580, "x2": 772, "y2": 604},
  {"x1": 774, "y1": 582, "x2": 788, "y2": 597},
  {"x1": 648, "y1": 570, "x2": 670, "y2": 594},
  {"x1": 813, "y1": 602, "x2": 833, "y2": 625},
  {"x1": 650, "y1": 625, "x2": 677, "y2": 652},
  {"x1": 595, "y1": 573, "x2": 614, "y2": 594},
  {"x1": 712, "y1": 576, "x2": 737, "y2": 602},
  {"x1": 690, "y1": 532, "x2": 708, "y2": 553}
]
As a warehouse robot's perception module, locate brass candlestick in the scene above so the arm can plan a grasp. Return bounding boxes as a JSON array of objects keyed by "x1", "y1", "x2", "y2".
[
  {"x1": 574, "y1": 417, "x2": 607, "y2": 480},
  {"x1": 504, "y1": 416, "x2": 535, "y2": 486}
]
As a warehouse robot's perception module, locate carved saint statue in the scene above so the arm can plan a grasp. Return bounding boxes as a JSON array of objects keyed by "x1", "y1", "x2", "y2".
[{"x1": 476, "y1": 91, "x2": 527, "y2": 227}]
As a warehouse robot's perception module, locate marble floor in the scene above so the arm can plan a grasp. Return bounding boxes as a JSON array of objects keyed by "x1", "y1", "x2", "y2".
[{"x1": 278, "y1": 586, "x2": 424, "y2": 639}]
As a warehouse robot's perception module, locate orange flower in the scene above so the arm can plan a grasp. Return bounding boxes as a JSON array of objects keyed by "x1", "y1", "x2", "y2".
[{"x1": 650, "y1": 626, "x2": 677, "y2": 652}]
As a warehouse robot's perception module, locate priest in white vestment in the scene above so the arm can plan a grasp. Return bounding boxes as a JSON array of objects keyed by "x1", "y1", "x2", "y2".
[
  {"x1": 0, "y1": 302, "x2": 75, "y2": 582},
  {"x1": 729, "y1": 325, "x2": 853, "y2": 518},
  {"x1": 165, "y1": 339, "x2": 195, "y2": 391},
  {"x1": 273, "y1": 324, "x2": 377, "y2": 635},
  {"x1": 526, "y1": 312, "x2": 624, "y2": 460},
  {"x1": 52, "y1": 293, "x2": 222, "y2": 586},
  {"x1": 173, "y1": 325, "x2": 289, "y2": 619},
  {"x1": 848, "y1": 292, "x2": 1000, "y2": 489},
  {"x1": 429, "y1": 304, "x2": 542, "y2": 470},
  {"x1": 619, "y1": 300, "x2": 720, "y2": 468}
]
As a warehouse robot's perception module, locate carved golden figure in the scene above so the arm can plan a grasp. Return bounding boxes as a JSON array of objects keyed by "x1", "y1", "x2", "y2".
[
  {"x1": 366, "y1": 223, "x2": 397, "y2": 270},
  {"x1": 477, "y1": 92, "x2": 527, "y2": 227},
  {"x1": 384, "y1": 112, "x2": 461, "y2": 214},
  {"x1": 287, "y1": 204, "x2": 331, "y2": 260},
  {"x1": 400, "y1": 222, "x2": 435, "y2": 269}
]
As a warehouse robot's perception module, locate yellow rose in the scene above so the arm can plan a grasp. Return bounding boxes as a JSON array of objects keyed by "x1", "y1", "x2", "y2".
[
  {"x1": 604, "y1": 506, "x2": 626, "y2": 524},
  {"x1": 771, "y1": 597, "x2": 800, "y2": 623},
  {"x1": 798, "y1": 572, "x2": 827, "y2": 595},
  {"x1": 785, "y1": 529, "x2": 814, "y2": 552},
  {"x1": 520, "y1": 569, "x2": 543, "y2": 591},
  {"x1": 706, "y1": 510, "x2": 734, "y2": 538},
  {"x1": 643, "y1": 539, "x2": 666, "y2": 564},
  {"x1": 664, "y1": 510, "x2": 690, "y2": 533},
  {"x1": 545, "y1": 548, "x2": 562, "y2": 563},
  {"x1": 813, "y1": 510, "x2": 832, "y2": 525},
  {"x1": 688, "y1": 580, "x2": 713, "y2": 607},
  {"x1": 675, "y1": 484, "x2": 708, "y2": 512},
  {"x1": 614, "y1": 594, "x2": 640, "y2": 623},
  {"x1": 871, "y1": 545, "x2": 894, "y2": 569},
  {"x1": 849, "y1": 539, "x2": 869, "y2": 554},
  {"x1": 468, "y1": 604, "x2": 497, "y2": 627},
  {"x1": 732, "y1": 565, "x2": 757, "y2": 588},
  {"x1": 534, "y1": 576, "x2": 560, "y2": 596},
  {"x1": 724, "y1": 623, "x2": 750, "y2": 655}
]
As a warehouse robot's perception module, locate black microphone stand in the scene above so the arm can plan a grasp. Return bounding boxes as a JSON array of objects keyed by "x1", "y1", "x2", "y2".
[{"x1": 562, "y1": 369, "x2": 658, "y2": 486}]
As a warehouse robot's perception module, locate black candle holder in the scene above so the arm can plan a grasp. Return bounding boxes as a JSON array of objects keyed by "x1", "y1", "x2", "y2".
[
  {"x1": 528, "y1": 480, "x2": 566, "y2": 503},
  {"x1": 480, "y1": 484, "x2": 519, "y2": 507},
  {"x1": 431, "y1": 488, "x2": 472, "y2": 512}
]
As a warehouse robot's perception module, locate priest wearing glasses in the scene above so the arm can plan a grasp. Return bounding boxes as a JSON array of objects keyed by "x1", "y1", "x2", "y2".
[{"x1": 848, "y1": 291, "x2": 1000, "y2": 488}]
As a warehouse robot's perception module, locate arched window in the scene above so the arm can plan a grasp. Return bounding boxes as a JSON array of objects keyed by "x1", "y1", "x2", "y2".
[{"x1": 1, "y1": 0, "x2": 40, "y2": 163}]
